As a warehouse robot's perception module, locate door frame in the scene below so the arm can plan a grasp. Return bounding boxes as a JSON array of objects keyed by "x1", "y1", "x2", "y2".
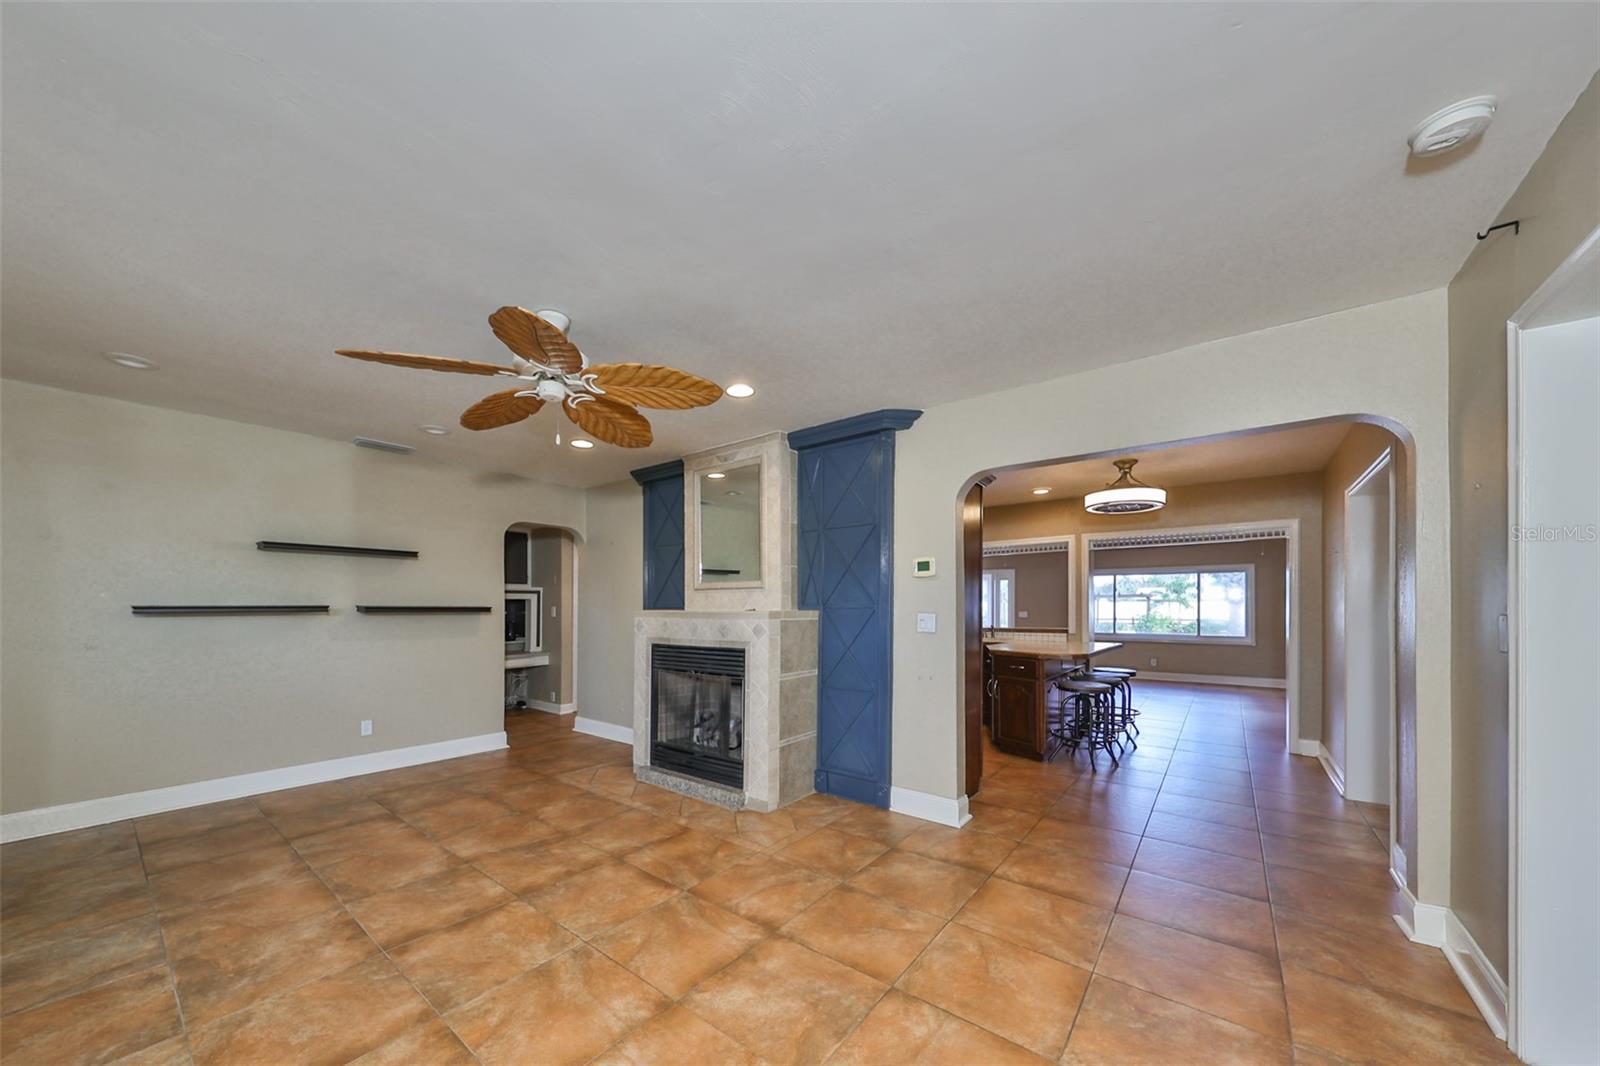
[{"x1": 1506, "y1": 224, "x2": 1600, "y2": 1056}]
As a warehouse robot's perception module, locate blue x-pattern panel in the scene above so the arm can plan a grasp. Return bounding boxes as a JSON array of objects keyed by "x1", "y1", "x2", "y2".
[
  {"x1": 798, "y1": 432, "x2": 894, "y2": 807},
  {"x1": 642, "y1": 474, "x2": 685, "y2": 610}
]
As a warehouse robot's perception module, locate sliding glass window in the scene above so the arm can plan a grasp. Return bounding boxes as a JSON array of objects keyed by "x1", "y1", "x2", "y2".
[{"x1": 1091, "y1": 565, "x2": 1253, "y2": 644}]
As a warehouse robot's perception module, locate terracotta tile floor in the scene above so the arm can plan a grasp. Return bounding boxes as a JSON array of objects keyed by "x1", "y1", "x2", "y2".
[{"x1": 0, "y1": 683, "x2": 1515, "y2": 1064}]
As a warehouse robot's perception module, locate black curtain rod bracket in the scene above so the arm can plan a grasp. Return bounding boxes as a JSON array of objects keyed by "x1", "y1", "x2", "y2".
[{"x1": 1476, "y1": 220, "x2": 1520, "y2": 241}]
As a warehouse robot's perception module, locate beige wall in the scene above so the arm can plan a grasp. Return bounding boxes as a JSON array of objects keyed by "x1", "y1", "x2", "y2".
[
  {"x1": 987, "y1": 473, "x2": 1323, "y2": 719},
  {"x1": 892, "y1": 288, "x2": 1452, "y2": 900},
  {"x1": 575, "y1": 479, "x2": 642, "y2": 730},
  {"x1": 526, "y1": 527, "x2": 575, "y2": 706},
  {"x1": 1447, "y1": 73, "x2": 1600, "y2": 975},
  {"x1": 0, "y1": 381, "x2": 585, "y2": 815},
  {"x1": 1092, "y1": 539, "x2": 1289, "y2": 681}
]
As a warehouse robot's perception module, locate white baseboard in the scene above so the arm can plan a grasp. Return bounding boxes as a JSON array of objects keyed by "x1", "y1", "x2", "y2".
[
  {"x1": 1316, "y1": 743, "x2": 1347, "y2": 796},
  {"x1": 1444, "y1": 911, "x2": 1509, "y2": 1039},
  {"x1": 1390, "y1": 872, "x2": 1447, "y2": 947},
  {"x1": 889, "y1": 786, "x2": 970, "y2": 828},
  {"x1": 1386, "y1": 870, "x2": 1507, "y2": 1041},
  {"x1": 1292, "y1": 738, "x2": 1321, "y2": 757},
  {"x1": 1137, "y1": 671, "x2": 1287, "y2": 689},
  {"x1": 529, "y1": 700, "x2": 576, "y2": 715},
  {"x1": 572, "y1": 716, "x2": 634, "y2": 745},
  {"x1": 0, "y1": 731, "x2": 508, "y2": 844}
]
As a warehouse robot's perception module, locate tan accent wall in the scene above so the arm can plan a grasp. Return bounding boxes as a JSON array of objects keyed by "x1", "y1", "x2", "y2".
[
  {"x1": 986, "y1": 472, "x2": 1322, "y2": 722},
  {"x1": 982, "y1": 550, "x2": 1071, "y2": 629},
  {"x1": 1446, "y1": 73, "x2": 1600, "y2": 975},
  {"x1": 1091, "y1": 539, "x2": 1288, "y2": 681},
  {"x1": 0, "y1": 380, "x2": 586, "y2": 815}
]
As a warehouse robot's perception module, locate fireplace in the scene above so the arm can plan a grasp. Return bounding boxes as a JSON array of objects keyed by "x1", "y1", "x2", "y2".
[{"x1": 650, "y1": 644, "x2": 745, "y2": 788}]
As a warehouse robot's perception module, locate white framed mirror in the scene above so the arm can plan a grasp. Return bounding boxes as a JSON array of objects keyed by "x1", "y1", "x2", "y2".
[{"x1": 696, "y1": 461, "x2": 762, "y2": 587}]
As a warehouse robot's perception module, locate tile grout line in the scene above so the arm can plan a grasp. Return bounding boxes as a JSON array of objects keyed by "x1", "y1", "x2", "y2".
[
  {"x1": 1071, "y1": 690, "x2": 1192, "y2": 1049},
  {"x1": 135, "y1": 818, "x2": 197, "y2": 1065},
  {"x1": 1244, "y1": 717, "x2": 1303, "y2": 1056}
]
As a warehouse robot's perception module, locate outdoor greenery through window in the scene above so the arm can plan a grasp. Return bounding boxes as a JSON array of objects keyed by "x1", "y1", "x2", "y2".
[{"x1": 1092, "y1": 566, "x2": 1252, "y2": 642}]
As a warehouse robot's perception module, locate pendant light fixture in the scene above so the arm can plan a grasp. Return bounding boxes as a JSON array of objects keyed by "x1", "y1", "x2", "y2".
[{"x1": 1084, "y1": 458, "x2": 1167, "y2": 514}]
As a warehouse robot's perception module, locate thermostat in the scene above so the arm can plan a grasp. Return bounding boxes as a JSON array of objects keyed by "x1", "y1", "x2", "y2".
[{"x1": 912, "y1": 557, "x2": 935, "y2": 577}]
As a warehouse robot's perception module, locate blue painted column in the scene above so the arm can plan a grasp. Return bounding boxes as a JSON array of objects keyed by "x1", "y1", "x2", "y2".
[
  {"x1": 790, "y1": 410, "x2": 922, "y2": 807},
  {"x1": 630, "y1": 460, "x2": 685, "y2": 611}
]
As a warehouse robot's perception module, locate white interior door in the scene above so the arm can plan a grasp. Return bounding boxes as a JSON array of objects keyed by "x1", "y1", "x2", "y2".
[
  {"x1": 1515, "y1": 312, "x2": 1599, "y2": 1064},
  {"x1": 1342, "y1": 455, "x2": 1395, "y2": 805}
]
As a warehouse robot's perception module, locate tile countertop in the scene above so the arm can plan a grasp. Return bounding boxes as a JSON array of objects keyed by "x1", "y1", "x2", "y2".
[{"x1": 982, "y1": 640, "x2": 1123, "y2": 659}]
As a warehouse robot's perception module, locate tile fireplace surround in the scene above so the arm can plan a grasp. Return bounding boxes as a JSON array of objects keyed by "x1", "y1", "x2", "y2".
[{"x1": 633, "y1": 610, "x2": 818, "y2": 812}]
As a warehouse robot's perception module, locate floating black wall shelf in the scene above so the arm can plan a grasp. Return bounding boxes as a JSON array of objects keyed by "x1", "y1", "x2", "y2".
[
  {"x1": 132, "y1": 605, "x2": 330, "y2": 616},
  {"x1": 355, "y1": 605, "x2": 492, "y2": 614},
  {"x1": 256, "y1": 541, "x2": 418, "y2": 559}
]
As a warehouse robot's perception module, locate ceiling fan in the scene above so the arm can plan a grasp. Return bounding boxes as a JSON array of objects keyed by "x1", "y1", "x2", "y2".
[{"x1": 336, "y1": 306, "x2": 721, "y2": 447}]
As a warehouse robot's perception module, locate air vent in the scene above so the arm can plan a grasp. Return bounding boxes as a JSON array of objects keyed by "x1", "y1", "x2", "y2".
[{"x1": 352, "y1": 437, "x2": 414, "y2": 455}]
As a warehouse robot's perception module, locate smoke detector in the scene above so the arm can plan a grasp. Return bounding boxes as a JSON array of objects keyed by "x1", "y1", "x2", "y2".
[{"x1": 1408, "y1": 96, "x2": 1496, "y2": 157}]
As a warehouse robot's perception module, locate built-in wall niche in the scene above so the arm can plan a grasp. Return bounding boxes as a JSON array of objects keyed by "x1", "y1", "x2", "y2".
[{"x1": 505, "y1": 590, "x2": 543, "y2": 658}]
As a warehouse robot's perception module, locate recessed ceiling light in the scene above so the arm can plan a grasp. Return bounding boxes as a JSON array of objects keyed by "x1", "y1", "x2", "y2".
[
  {"x1": 725, "y1": 383, "x2": 755, "y2": 399},
  {"x1": 570, "y1": 439, "x2": 595, "y2": 450},
  {"x1": 104, "y1": 351, "x2": 156, "y2": 370},
  {"x1": 725, "y1": 490, "x2": 743, "y2": 497},
  {"x1": 1031, "y1": 487, "x2": 1051, "y2": 496},
  {"x1": 706, "y1": 471, "x2": 726, "y2": 479},
  {"x1": 419, "y1": 425, "x2": 449, "y2": 436}
]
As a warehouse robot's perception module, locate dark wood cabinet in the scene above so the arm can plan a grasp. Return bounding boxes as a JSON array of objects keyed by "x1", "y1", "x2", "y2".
[{"x1": 985, "y1": 650, "x2": 1067, "y2": 760}]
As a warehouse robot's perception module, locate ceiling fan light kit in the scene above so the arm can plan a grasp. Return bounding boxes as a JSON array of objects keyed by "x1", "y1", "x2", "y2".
[
  {"x1": 336, "y1": 306, "x2": 723, "y2": 448},
  {"x1": 1084, "y1": 458, "x2": 1168, "y2": 514}
]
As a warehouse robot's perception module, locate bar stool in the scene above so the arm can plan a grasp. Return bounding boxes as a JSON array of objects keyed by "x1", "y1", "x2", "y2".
[
  {"x1": 1087, "y1": 667, "x2": 1139, "y2": 738},
  {"x1": 1054, "y1": 677, "x2": 1120, "y2": 768}
]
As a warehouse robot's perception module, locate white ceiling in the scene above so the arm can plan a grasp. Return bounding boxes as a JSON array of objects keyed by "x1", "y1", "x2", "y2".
[
  {"x1": 983, "y1": 421, "x2": 1355, "y2": 506},
  {"x1": 3, "y1": 4, "x2": 1595, "y2": 487}
]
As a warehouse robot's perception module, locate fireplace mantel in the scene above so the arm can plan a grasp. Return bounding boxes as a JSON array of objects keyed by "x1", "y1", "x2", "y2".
[{"x1": 633, "y1": 609, "x2": 817, "y2": 811}]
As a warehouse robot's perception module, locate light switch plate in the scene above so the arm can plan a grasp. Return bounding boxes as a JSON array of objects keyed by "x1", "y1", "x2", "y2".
[
  {"x1": 916, "y1": 612, "x2": 937, "y2": 633},
  {"x1": 360, "y1": 720, "x2": 373, "y2": 737}
]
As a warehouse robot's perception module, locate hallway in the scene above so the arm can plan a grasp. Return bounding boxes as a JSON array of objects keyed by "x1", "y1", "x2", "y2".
[{"x1": 1, "y1": 684, "x2": 1510, "y2": 1064}]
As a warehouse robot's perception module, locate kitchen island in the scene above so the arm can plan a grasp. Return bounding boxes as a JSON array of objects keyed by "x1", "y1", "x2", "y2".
[{"x1": 983, "y1": 638, "x2": 1122, "y2": 760}]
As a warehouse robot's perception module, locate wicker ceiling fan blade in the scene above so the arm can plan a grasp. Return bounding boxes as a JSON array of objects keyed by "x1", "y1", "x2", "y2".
[
  {"x1": 460, "y1": 390, "x2": 545, "y2": 431},
  {"x1": 335, "y1": 349, "x2": 509, "y2": 376},
  {"x1": 587, "y1": 363, "x2": 723, "y2": 410},
  {"x1": 564, "y1": 397, "x2": 653, "y2": 448},
  {"x1": 488, "y1": 306, "x2": 584, "y2": 374}
]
